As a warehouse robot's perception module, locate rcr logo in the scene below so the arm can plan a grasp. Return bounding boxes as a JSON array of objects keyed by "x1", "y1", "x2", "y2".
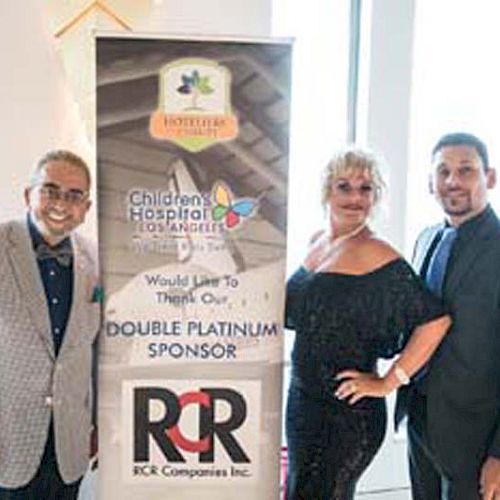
[{"x1": 134, "y1": 387, "x2": 250, "y2": 464}]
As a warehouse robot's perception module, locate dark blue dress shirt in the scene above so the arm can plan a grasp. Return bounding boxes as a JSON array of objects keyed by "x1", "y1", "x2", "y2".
[{"x1": 28, "y1": 216, "x2": 73, "y2": 356}]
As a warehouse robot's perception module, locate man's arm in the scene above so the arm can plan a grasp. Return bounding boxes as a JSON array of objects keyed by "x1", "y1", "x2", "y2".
[{"x1": 480, "y1": 287, "x2": 500, "y2": 500}]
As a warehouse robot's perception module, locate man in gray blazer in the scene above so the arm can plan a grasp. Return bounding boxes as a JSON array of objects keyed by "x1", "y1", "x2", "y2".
[
  {"x1": 0, "y1": 150, "x2": 100, "y2": 499},
  {"x1": 396, "y1": 133, "x2": 500, "y2": 500}
]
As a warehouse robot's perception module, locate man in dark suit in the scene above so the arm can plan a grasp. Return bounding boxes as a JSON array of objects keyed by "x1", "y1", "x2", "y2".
[
  {"x1": 0, "y1": 150, "x2": 100, "y2": 499},
  {"x1": 396, "y1": 132, "x2": 500, "y2": 500}
]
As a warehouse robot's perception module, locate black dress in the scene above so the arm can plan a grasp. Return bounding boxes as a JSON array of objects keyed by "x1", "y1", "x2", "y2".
[{"x1": 285, "y1": 259, "x2": 445, "y2": 500}]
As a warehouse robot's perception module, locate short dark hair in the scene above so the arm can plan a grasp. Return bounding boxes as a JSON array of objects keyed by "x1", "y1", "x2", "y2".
[
  {"x1": 432, "y1": 132, "x2": 489, "y2": 171},
  {"x1": 30, "y1": 150, "x2": 91, "y2": 188}
]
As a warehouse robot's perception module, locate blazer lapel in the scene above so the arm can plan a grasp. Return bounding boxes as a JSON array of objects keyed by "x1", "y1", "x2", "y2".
[
  {"x1": 445, "y1": 210, "x2": 499, "y2": 296},
  {"x1": 59, "y1": 235, "x2": 93, "y2": 353},
  {"x1": 6, "y1": 220, "x2": 54, "y2": 359}
]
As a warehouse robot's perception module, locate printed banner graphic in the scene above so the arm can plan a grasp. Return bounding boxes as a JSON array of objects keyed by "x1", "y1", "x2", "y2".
[
  {"x1": 97, "y1": 35, "x2": 291, "y2": 499},
  {"x1": 122, "y1": 380, "x2": 260, "y2": 484},
  {"x1": 150, "y1": 58, "x2": 239, "y2": 152}
]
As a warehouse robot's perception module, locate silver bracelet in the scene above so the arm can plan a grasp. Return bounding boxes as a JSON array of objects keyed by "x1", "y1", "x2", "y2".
[{"x1": 394, "y1": 364, "x2": 410, "y2": 385}]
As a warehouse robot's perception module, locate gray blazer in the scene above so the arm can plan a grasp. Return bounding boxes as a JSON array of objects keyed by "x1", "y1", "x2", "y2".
[
  {"x1": 0, "y1": 219, "x2": 101, "y2": 487},
  {"x1": 396, "y1": 206, "x2": 500, "y2": 476}
]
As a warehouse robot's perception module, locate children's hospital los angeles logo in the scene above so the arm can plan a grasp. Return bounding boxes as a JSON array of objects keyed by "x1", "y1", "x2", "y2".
[
  {"x1": 150, "y1": 58, "x2": 239, "y2": 152},
  {"x1": 127, "y1": 181, "x2": 259, "y2": 251},
  {"x1": 122, "y1": 380, "x2": 261, "y2": 483}
]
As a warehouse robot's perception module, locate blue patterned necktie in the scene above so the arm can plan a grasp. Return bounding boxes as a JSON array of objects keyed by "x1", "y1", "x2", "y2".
[{"x1": 425, "y1": 227, "x2": 457, "y2": 296}]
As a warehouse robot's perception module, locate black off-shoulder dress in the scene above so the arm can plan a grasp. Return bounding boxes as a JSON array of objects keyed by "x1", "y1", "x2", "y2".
[{"x1": 285, "y1": 259, "x2": 445, "y2": 500}]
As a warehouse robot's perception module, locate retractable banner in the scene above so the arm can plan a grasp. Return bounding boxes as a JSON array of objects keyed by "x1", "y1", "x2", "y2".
[{"x1": 97, "y1": 35, "x2": 292, "y2": 499}]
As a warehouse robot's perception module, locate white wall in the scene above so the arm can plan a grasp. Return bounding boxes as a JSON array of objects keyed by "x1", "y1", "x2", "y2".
[
  {"x1": 133, "y1": 0, "x2": 272, "y2": 35},
  {"x1": 0, "y1": 1, "x2": 88, "y2": 222}
]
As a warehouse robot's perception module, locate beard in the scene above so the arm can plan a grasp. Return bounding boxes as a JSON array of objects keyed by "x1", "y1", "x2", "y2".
[
  {"x1": 442, "y1": 199, "x2": 472, "y2": 216},
  {"x1": 439, "y1": 191, "x2": 472, "y2": 216}
]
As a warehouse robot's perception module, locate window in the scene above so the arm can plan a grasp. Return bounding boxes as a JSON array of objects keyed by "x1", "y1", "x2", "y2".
[{"x1": 407, "y1": 0, "x2": 500, "y2": 249}]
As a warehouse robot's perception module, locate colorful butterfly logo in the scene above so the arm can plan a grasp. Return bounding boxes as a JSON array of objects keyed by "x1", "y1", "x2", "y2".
[{"x1": 211, "y1": 182, "x2": 257, "y2": 229}]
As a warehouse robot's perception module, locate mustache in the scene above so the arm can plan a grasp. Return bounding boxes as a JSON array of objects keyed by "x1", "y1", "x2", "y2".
[{"x1": 443, "y1": 189, "x2": 467, "y2": 194}]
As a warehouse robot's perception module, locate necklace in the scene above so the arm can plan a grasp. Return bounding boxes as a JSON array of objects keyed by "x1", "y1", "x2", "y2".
[
  {"x1": 305, "y1": 223, "x2": 368, "y2": 272},
  {"x1": 330, "y1": 223, "x2": 367, "y2": 247}
]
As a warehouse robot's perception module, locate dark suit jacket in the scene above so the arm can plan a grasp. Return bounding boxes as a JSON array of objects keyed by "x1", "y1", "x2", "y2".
[{"x1": 396, "y1": 206, "x2": 500, "y2": 476}]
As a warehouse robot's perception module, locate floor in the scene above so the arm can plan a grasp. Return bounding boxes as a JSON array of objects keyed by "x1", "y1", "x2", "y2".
[{"x1": 356, "y1": 489, "x2": 411, "y2": 500}]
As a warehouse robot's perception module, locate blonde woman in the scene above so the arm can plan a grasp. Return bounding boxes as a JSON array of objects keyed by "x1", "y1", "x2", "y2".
[{"x1": 285, "y1": 147, "x2": 451, "y2": 500}]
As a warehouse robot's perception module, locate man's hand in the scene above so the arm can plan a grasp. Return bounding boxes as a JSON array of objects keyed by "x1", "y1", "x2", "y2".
[{"x1": 480, "y1": 456, "x2": 500, "y2": 499}]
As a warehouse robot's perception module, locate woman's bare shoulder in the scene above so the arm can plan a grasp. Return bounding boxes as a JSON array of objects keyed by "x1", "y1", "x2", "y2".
[{"x1": 358, "y1": 236, "x2": 402, "y2": 265}]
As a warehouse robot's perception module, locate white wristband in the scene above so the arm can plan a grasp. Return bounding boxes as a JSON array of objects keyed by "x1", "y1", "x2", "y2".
[{"x1": 394, "y1": 365, "x2": 410, "y2": 385}]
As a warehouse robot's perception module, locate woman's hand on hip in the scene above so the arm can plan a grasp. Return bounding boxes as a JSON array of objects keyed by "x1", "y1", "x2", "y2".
[{"x1": 334, "y1": 369, "x2": 391, "y2": 404}]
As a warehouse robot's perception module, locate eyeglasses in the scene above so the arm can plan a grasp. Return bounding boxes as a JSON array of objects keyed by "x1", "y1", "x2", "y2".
[{"x1": 36, "y1": 183, "x2": 89, "y2": 205}]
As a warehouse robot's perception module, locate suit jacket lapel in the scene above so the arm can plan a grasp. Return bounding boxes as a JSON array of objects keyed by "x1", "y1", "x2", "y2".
[
  {"x1": 59, "y1": 234, "x2": 93, "y2": 353},
  {"x1": 6, "y1": 220, "x2": 54, "y2": 359},
  {"x1": 445, "y1": 210, "x2": 499, "y2": 296}
]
